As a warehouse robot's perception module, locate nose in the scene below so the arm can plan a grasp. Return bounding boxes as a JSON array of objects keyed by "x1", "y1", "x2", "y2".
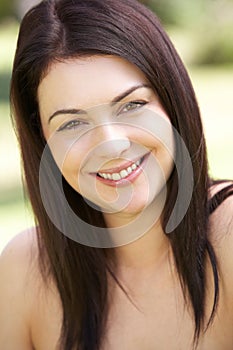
[{"x1": 92, "y1": 123, "x2": 131, "y2": 159}]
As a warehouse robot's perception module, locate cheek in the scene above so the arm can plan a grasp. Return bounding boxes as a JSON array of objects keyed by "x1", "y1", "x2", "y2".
[
  {"x1": 46, "y1": 135, "x2": 90, "y2": 192},
  {"x1": 134, "y1": 123, "x2": 175, "y2": 184},
  {"x1": 156, "y1": 144, "x2": 174, "y2": 180},
  {"x1": 130, "y1": 120, "x2": 175, "y2": 173},
  {"x1": 61, "y1": 148, "x2": 83, "y2": 191}
]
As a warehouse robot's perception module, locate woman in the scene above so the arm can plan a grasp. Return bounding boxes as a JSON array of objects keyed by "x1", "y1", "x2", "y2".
[{"x1": 0, "y1": 0, "x2": 233, "y2": 349}]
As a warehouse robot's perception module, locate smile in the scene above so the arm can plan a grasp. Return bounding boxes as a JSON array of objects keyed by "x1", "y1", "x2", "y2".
[
  {"x1": 95, "y1": 153, "x2": 150, "y2": 186},
  {"x1": 98, "y1": 158, "x2": 142, "y2": 180}
]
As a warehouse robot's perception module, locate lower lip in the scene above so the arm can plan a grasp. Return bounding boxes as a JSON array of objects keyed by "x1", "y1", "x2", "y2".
[{"x1": 94, "y1": 153, "x2": 150, "y2": 187}]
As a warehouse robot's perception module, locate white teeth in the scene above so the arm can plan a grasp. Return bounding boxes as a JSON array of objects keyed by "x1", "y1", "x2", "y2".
[
  {"x1": 131, "y1": 163, "x2": 137, "y2": 170},
  {"x1": 112, "y1": 173, "x2": 121, "y2": 181},
  {"x1": 98, "y1": 157, "x2": 143, "y2": 181},
  {"x1": 127, "y1": 167, "x2": 132, "y2": 174},
  {"x1": 120, "y1": 169, "x2": 128, "y2": 178}
]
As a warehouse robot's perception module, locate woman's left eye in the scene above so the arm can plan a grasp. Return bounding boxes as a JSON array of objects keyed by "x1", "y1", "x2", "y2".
[{"x1": 120, "y1": 101, "x2": 147, "y2": 114}]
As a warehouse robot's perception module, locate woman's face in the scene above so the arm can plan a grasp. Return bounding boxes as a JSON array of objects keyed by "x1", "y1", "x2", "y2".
[{"x1": 38, "y1": 55, "x2": 174, "y2": 217}]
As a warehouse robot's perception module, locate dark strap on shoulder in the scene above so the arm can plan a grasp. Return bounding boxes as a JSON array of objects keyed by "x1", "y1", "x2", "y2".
[{"x1": 208, "y1": 182, "x2": 233, "y2": 215}]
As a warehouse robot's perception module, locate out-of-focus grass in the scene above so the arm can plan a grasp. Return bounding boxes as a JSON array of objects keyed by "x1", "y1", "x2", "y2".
[
  {"x1": 189, "y1": 66, "x2": 233, "y2": 179},
  {"x1": 0, "y1": 20, "x2": 19, "y2": 70},
  {"x1": 0, "y1": 21, "x2": 232, "y2": 253},
  {"x1": 168, "y1": 26, "x2": 233, "y2": 179},
  {"x1": 0, "y1": 20, "x2": 34, "y2": 252}
]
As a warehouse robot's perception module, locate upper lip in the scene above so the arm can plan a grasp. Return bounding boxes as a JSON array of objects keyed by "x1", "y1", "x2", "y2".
[{"x1": 95, "y1": 153, "x2": 148, "y2": 174}]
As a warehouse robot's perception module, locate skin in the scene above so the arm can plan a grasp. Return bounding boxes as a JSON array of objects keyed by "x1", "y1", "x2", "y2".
[
  {"x1": 39, "y1": 56, "x2": 174, "y2": 214},
  {"x1": 0, "y1": 56, "x2": 233, "y2": 350},
  {"x1": 38, "y1": 55, "x2": 174, "y2": 260}
]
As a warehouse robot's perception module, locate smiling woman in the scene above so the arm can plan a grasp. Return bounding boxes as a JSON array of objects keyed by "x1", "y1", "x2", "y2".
[
  {"x1": 38, "y1": 56, "x2": 174, "y2": 218},
  {"x1": 0, "y1": 0, "x2": 233, "y2": 350}
]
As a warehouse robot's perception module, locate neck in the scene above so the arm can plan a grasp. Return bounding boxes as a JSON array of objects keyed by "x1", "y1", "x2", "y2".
[
  {"x1": 115, "y1": 220, "x2": 169, "y2": 271},
  {"x1": 103, "y1": 188, "x2": 170, "y2": 271}
]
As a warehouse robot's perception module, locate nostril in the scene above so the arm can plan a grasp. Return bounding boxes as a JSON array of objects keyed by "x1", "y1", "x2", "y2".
[{"x1": 93, "y1": 138, "x2": 131, "y2": 158}]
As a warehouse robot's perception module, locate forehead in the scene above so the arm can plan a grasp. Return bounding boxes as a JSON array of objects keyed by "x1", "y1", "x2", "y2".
[{"x1": 37, "y1": 55, "x2": 149, "y2": 112}]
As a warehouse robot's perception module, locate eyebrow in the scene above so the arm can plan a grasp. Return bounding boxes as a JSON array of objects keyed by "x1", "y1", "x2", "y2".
[{"x1": 47, "y1": 83, "x2": 151, "y2": 124}]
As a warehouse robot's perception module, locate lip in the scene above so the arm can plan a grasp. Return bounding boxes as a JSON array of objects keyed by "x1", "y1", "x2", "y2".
[
  {"x1": 96, "y1": 156, "x2": 144, "y2": 175},
  {"x1": 92, "y1": 152, "x2": 150, "y2": 187}
]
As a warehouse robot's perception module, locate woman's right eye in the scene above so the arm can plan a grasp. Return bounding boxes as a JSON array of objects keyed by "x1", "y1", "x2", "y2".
[{"x1": 57, "y1": 119, "x2": 88, "y2": 132}]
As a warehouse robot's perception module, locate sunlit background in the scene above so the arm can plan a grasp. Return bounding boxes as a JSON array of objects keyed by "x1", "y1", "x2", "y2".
[{"x1": 0, "y1": 0, "x2": 233, "y2": 252}]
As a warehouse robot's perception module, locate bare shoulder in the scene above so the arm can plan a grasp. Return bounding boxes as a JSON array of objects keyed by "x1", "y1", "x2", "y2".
[
  {"x1": 1, "y1": 226, "x2": 38, "y2": 259},
  {"x1": 0, "y1": 228, "x2": 63, "y2": 350},
  {"x1": 0, "y1": 227, "x2": 39, "y2": 283},
  {"x1": 0, "y1": 228, "x2": 39, "y2": 349}
]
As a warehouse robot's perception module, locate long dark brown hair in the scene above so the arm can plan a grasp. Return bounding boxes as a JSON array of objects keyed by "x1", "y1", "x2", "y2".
[{"x1": 10, "y1": 0, "x2": 233, "y2": 349}]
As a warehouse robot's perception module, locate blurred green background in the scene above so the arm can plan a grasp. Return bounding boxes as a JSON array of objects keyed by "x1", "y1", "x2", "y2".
[{"x1": 0, "y1": 0, "x2": 233, "y2": 252}]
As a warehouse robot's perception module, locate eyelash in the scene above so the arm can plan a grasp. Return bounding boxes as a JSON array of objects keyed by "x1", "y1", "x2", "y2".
[
  {"x1": 57, "y1": 119, "x2": 88, "y2": 132},
  {"x1": 119, "y1": 100, "x2": 148, "y2": 114},
  {"x1": 57, "y1": 100, "x2": 148, "y2": 131}
]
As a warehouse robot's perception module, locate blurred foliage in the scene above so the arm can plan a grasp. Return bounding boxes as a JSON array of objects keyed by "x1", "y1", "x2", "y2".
[
  {"x1": 0, "y1": 1, "x2": 14, "y2": 20},
  {"x1": 0, "y1": 0, "x2": 40, "y2": 20},
  {"x1": 190, "y1": 1, "x2": 233, "y2": 65},
  {"x1": 141, "y1": 0, "x2": 233, "y2": 65},
  {"x1": 141, "y1": 0, "x2": 205, "y2": 26},
  {"x1": 193, "y1": 24, "x2": 233, "y2": 66}
]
